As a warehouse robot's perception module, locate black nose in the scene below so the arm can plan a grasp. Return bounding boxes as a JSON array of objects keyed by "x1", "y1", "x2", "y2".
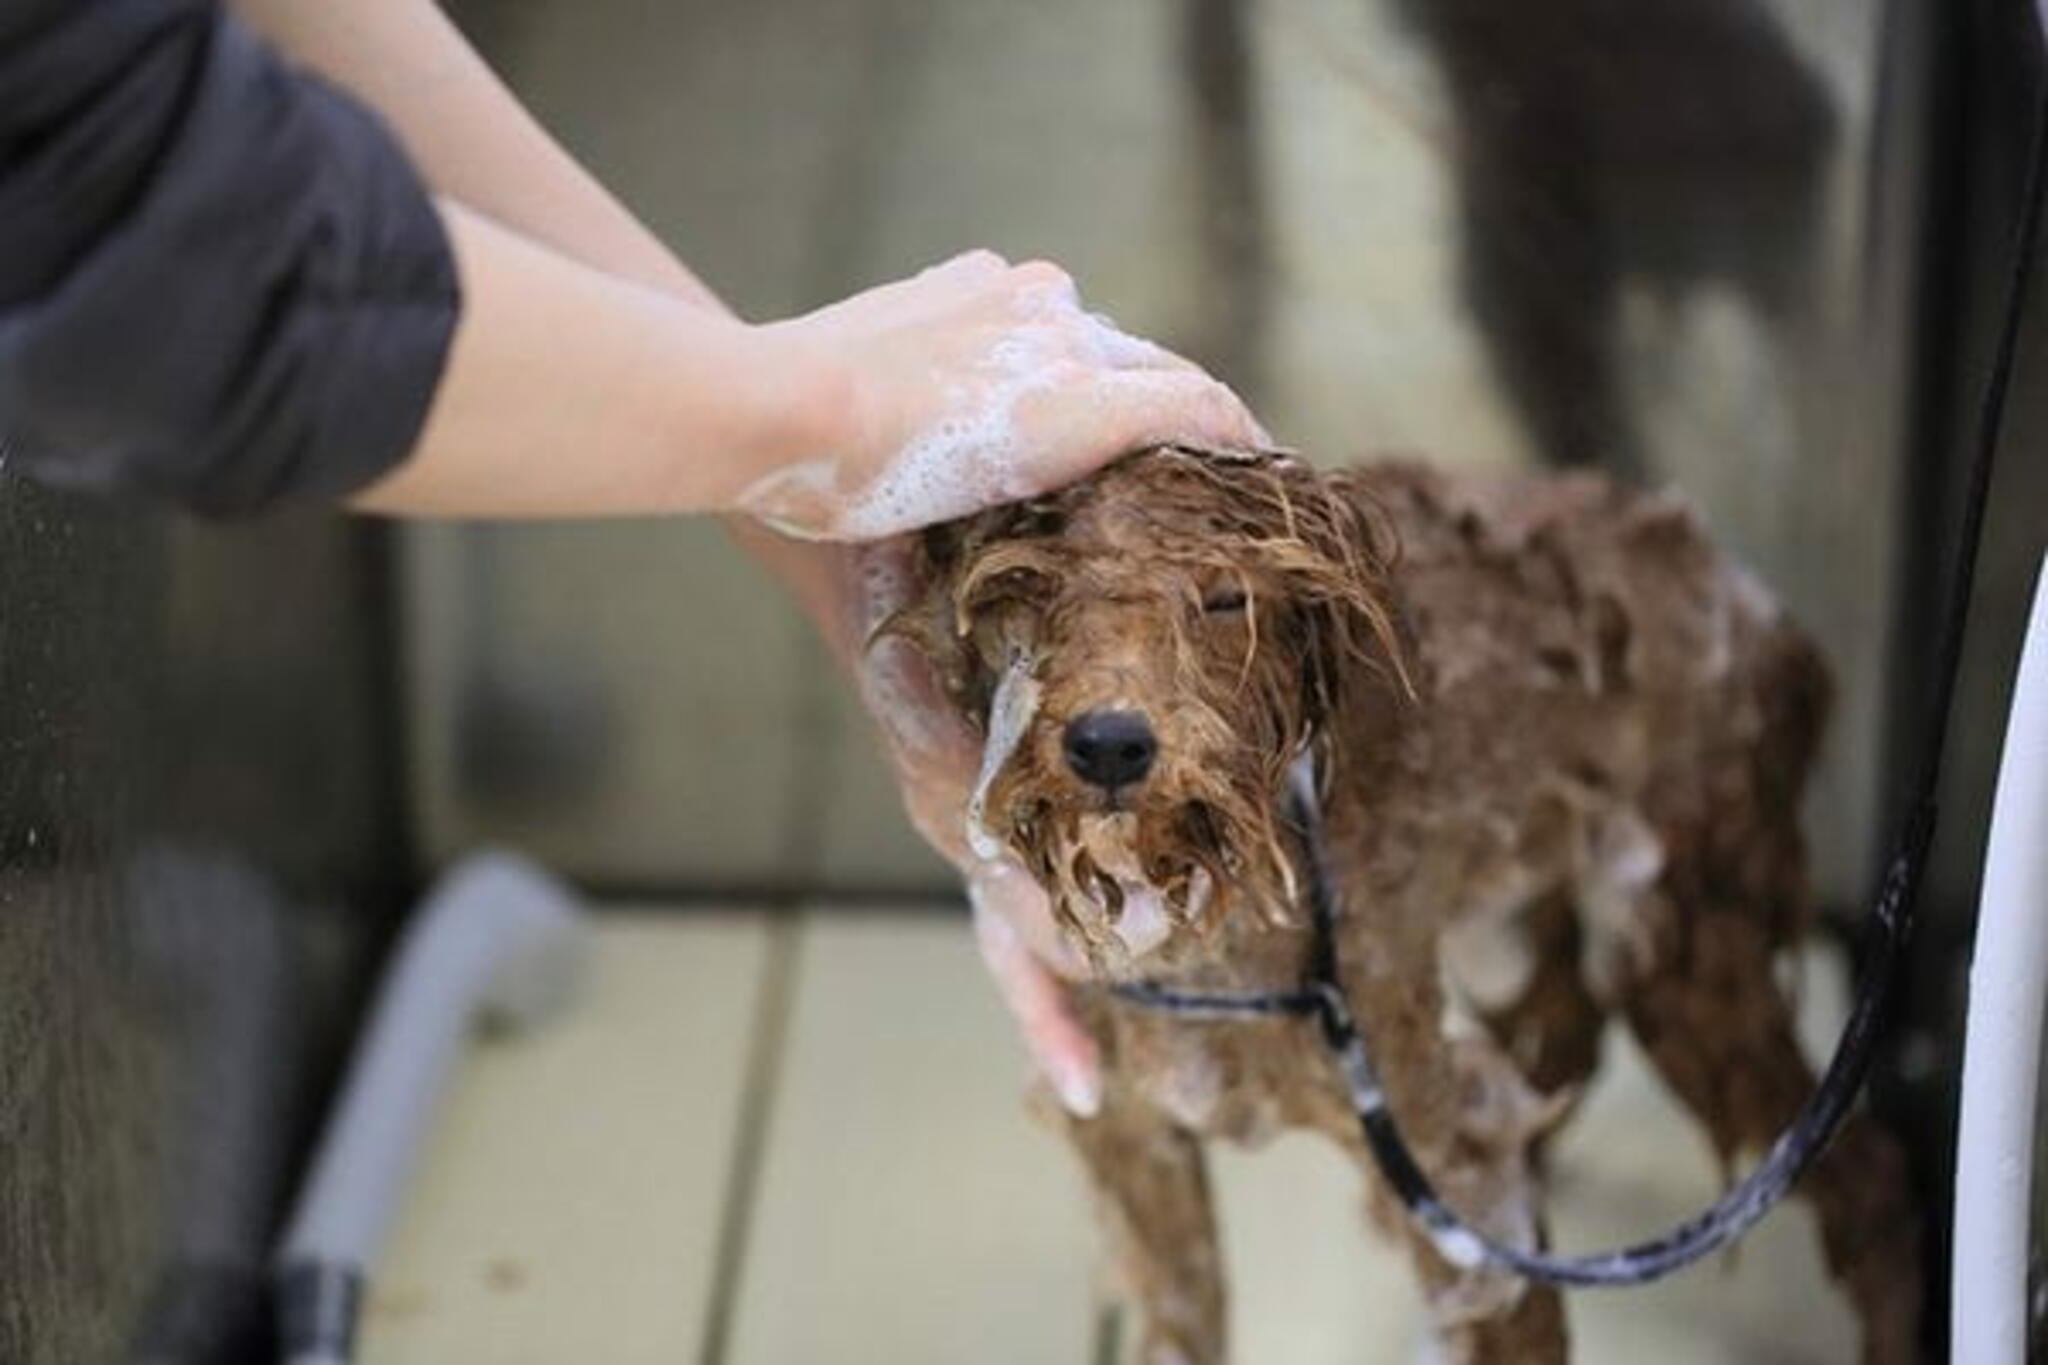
[{"x1": 1063, "y1": 710, "x2": 1157, "y2": 790}]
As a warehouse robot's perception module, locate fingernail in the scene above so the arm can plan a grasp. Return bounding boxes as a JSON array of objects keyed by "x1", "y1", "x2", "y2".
[
  {"x1": 965, "y1": 862, "x2": 1011, "y2": 912},
  {"x1": 1051, "y1": 1057, "x2": 1101, "y2": 1118}
]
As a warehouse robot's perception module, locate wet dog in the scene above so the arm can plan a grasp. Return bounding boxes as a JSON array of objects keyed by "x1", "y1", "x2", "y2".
[{"x1": 880, "y1": 446, "x2": 1920, "y2": 1363}]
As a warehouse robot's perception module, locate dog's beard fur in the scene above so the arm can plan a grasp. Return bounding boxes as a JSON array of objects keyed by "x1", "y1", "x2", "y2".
[{"x1": 878, "y1": 446, "x2": 1412, "y2": 970}]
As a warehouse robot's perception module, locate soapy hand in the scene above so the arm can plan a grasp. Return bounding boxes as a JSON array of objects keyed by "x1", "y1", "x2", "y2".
[
  {"x1": 847, "y1": 536, "x2": 1103, "y2": 1116},
  {"x1": 737, "y1": 249, "x2": 1266, "y2": 540}
]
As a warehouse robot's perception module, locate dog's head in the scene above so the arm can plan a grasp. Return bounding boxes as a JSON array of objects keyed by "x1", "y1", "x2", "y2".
[{"x1": 878, "y1": 446, "x2": 1410, "y2": 971}]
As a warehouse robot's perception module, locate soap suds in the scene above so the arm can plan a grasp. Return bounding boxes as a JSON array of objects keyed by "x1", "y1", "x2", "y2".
[
  {"x1": 1430, "y1": 1224, "x2": 1489, "y2": 1271},
  {"x1": 737, "y1": 297, "x2": 1198, "y2": 539},
  {"x1": 1115, "y1": 884, "x2": 1173, "y2": 956},
  {"x1": 852, "y1": 543, "x2": 958, "y2": 760},
  {"x1": 967, "y1": 650, "x2": 1041, "y2": 859},
  {"x1": 737, "y1": 323, "x2": 1062, "y2": 539},
  {"x1": 1081, "y1": 310, "x2": 1178, "y2": 369}
]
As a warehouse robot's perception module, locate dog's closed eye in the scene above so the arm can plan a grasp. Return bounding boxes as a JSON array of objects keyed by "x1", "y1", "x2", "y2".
[
  {"x1": 960, "y1": 556, "x2": 1061, "y2": 616},
  {"x1": 1201, "y1": 586, "x2": 1249, "y2": 614}
]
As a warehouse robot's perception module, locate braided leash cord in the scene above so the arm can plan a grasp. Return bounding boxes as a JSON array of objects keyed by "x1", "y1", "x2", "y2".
[{"x1": 1106, "y1": 87, "x2": 2048, "y2": 1286}]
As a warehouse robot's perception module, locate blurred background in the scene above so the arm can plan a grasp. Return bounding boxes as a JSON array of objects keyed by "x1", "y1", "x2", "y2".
[
  {"x1": 5, "y1": 0, "x2": 2048, "y2": 1360},
  {"x1": 412, "y1": 0, "x2": 1903, "y2": 902}
]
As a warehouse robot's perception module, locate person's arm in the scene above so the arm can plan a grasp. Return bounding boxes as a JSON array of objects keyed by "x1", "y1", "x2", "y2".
[
  {"x1": 223, "y1": 0, "x2": 853, "y2": 637},
  {"x1": 350, "y1": 201, "x2": 825, "y2": 517},
  {"x1": 228, "y1": 0, "x2": 725, "y2": 312},
  {"x1": 229, "y1": 0, "x2": 1255, "y2": 629},
  {"x1": 0, "y1": 0, "x2": 856, "y2": 532}
]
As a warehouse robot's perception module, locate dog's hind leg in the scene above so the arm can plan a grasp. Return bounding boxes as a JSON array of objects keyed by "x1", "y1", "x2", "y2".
[
  {"x1": 1619, "y1": 904, "x2": 1922, "y2": 1365},
  {"x1": 1050, "y1": 1085, "x2": 1225, "y2": 1365},
  {"x1": 1479, "y1": 890, "x2": 1608, "y2": 1130}
]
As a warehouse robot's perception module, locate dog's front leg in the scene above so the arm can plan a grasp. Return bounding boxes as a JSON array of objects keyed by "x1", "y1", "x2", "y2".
[
  {"x1": 1330, "y1": 934, "x2": 1570, "y2": 1364},
  {"x1": 1049, "y1": 1084, "x2": 1225, "y2": 1365},
  {"x1": 1342, "y1": 1045, "x2": 1566, "y2": 1365}
]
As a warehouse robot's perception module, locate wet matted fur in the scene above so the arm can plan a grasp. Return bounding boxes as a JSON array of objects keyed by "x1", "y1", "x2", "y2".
[{"x1": 880, "y1": 447, "x2": 1921, "y2": 1364}]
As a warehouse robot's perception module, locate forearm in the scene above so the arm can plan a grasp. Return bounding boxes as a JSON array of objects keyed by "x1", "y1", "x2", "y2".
[
  {"x1": 352, "y1": 201, "x2": 821, "y2": 517},
  {"x1": 230, "y1": 0, "x2": 719, "y2": 310},
  {"x1": 233, "y1": 0, "x2": 850, "y2": 634}
]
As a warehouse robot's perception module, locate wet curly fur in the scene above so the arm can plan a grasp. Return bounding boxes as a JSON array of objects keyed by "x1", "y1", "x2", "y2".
[{"x1": 881, "y1": 447, "x2": 1921, "y2": 1363}]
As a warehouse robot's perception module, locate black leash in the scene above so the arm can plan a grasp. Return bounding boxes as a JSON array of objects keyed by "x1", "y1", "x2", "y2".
[{"x1": 1109, "y1": 87, "x2": 2048, "y2": 1286}]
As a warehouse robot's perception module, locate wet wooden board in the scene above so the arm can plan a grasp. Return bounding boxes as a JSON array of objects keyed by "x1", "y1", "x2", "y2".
[
  {"x1": 358, "y1": 913, "x2": 770, "y2": 1365},
  {"x1": 353, "y1": 912, "x2": 1861, "y2": 1364},
  {"x1": 723, "y1": 912, "x2": 1101, "y2": 1365},
  {"x1": 1208, "y1": 1135, "x2": 1421, "y2": 1363}
]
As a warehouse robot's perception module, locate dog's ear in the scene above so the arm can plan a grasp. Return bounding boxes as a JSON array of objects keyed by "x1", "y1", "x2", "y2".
[
  {"x1": 873, "y1": 504, "x2": 1067, "y2": 729},
  {"x1": 867, "y1": 533, "x2": 984, "y2": 719},
  {"x1": 1278, "y1": 464, "x2": 1413, "y2": 734},
  {"x1": 920, "y1": 518, "x2": 970, "y2": 575}
]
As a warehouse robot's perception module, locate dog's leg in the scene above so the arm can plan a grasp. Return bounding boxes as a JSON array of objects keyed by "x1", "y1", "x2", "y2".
[
  {"x1": 1620, "y1": 905, "x2": 1922, "y2": 1365},
  {"x1": 1419, "y1": 1272, "x2": 1567, "y2": 1365},
  {"x1": 1480, "y1": 890, "x2": 1607, "y2": 1126},
  {"x1": 1323, "y1": 947, "x2": 1570, "y2": 1364},
  {"x1": 1051, "y1": 1085, "x2": 1225, "y2": 1365},
  {"x1": 1396, "y1": 1041, "x2": 1569, "y2": 1364}
]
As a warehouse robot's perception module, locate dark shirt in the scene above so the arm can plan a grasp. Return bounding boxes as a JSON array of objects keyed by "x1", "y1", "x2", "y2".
[{"x1": 0, "y1": 0, "x2": 459, "y2": 515}]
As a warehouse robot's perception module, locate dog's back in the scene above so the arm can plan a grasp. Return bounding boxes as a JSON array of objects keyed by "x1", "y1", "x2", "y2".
[
  {"x1": 1349, "y1": 459, "x2": 1830, "y2": 946},
  {"x1": 1315, "y1": 461, "x2": 1837, "y2": 1096},
  {"x1": 1360, "y1": 461, "x2": 1828, "y2": 728}
]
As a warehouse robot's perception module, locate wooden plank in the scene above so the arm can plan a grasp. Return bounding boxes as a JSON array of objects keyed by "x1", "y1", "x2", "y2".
[
  {"x1": 358, "y1": 912, "x2": 770, "y2": 1365},
  {"x1": 350, "y1": 908, "x2": 1859, "y2": 1363},
  {"x1": 1209, "y1": 1135, "x2": 1419, "y2": 1363},
  {"x1": 725, "y1": 912, "x2": 1099, "y2": 1365}
]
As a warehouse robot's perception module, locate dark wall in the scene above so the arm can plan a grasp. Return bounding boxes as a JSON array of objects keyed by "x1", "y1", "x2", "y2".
[
  {"x1": 0, "y1": 479, "x2": 408, "y2": 1365},
  {"x1": 1872, "y1": 0, "x2": 2048, "y2": 1347}
]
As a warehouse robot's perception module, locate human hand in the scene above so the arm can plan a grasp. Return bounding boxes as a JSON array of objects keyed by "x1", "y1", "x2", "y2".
[
  {"x1": 846, "y1": 536, "x2": 1103, "y2": 1116},
  {"x1": 736, "y1": 249, "x2": 1265, "y2": 540}
]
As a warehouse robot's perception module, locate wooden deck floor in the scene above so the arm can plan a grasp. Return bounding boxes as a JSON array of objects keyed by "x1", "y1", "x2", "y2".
[{"x1": 357, "y1": 909, "x2": 1859, "y2": 1364}]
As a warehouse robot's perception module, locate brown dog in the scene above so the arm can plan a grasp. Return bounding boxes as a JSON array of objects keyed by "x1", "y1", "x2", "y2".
[{"x1": 881, "y1": 447, "x2": 1920, "y2": 1364}]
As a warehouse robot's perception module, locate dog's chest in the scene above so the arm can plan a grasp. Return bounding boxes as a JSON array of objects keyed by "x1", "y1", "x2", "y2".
[{"x1": 1100, "y1": 1004, "x2": 1344, "y2": 1144}]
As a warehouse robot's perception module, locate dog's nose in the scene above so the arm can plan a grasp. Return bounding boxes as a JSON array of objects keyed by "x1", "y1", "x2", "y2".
[{"x1": 1063, "y1": 710, "x2": 1157, "y2": 790}]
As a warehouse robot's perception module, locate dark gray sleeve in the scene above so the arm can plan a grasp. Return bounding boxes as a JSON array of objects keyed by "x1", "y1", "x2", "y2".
[{"x1": 0, "y1": 0, "x2": 460, "y2": 515}]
